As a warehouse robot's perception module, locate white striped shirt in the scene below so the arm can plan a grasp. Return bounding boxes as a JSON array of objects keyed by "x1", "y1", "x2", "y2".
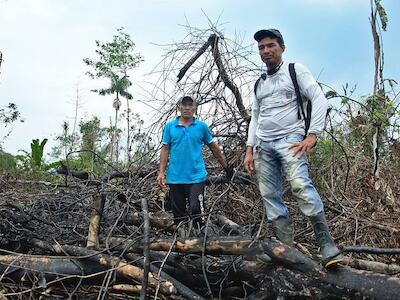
[{"x1": 246, "y1": 61, "x2": 328, "y2": 146}]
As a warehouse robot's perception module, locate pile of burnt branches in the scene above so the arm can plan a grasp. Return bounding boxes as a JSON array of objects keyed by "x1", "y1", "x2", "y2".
[{"x1": 0, "y1": 165, "x2": 399, "y2": 299}]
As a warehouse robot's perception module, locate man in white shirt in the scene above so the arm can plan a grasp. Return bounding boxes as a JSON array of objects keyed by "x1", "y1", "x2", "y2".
[{"x1": 244, "y1": 29, "x2": 342, "y2": 267}]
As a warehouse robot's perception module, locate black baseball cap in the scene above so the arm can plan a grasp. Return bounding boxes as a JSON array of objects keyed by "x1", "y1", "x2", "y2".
[
  {"x1": 177, "y1": 95, "x2": 197, "y2": 105},
  {"x1": 254, "y1": 29, "x2": 284, "y2": 45}
]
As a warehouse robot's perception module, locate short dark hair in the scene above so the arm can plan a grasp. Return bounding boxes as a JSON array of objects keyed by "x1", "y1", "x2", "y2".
[{"x1": 254, "y1": 29, "x2": 284, "y2": 47}]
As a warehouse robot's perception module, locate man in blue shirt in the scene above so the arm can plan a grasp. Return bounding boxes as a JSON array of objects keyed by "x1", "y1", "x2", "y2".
[{"x1": 157, "y1": 95, "x2": 230, "y2": 233}]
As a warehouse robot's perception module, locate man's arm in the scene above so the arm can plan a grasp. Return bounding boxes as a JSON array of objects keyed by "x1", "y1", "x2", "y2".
[
  {"x1": 244, "y1": 91, "x2": 259, "y2": 175},
  {"x1": 244, "y1": 146, "x2": 255, "y2": 175},
  {"x1": 157, "y1": 144, "x2": 169, "y2": 187},
  {"x1": 208, "y1": 142, "x2": 227, "y2": 168},
  {"x1": 246, "y1": 91, "x2": 259, "y2": 148}
]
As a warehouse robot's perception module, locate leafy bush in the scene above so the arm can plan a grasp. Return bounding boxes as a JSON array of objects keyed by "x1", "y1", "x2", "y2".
[{"x1": 0, "y1": 150, "x2": 16, "y2": 170}]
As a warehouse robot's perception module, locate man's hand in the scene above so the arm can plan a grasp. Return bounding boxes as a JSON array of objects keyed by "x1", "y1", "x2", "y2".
[
  {"x1": 244, "y1": 147, "x2": 255, "y2": 175},
  {"x1": 289, "y1": 134, "x2": 317, "y2": 157},
  {"x1": 157, "y1": 171, "x2": 166, "y2": 188}
]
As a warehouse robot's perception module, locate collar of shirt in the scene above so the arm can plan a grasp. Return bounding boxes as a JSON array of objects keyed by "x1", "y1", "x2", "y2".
[{"x1": 174, "y1": 116, "x2": 198, "y2": 127}]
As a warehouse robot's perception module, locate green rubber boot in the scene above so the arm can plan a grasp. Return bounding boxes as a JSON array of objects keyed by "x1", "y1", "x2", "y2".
[
  {"x1": 271, "y1": 216, "x2": 294, "y2": 246},
  {"x1": 310, "y1": 212, "x2": 343, "y2": 268}
]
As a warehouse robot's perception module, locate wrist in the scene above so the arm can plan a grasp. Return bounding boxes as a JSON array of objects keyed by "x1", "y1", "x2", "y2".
[
  {"x1": 246, "y1": 146, "x2": 253, "y2": 154},
  {"x1": 306, "y1": 134, "x2": 318, "y2": 148},
  {"x1": 308, "y1": 133, "x2": 317, "y2": 140}
]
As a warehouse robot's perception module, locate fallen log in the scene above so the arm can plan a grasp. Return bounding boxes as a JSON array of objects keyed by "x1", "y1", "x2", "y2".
[
  {"x1": 145, "y1": 250, "x2": 366, "y2": 299},
  {"x1": 49, "y1": 244, "x2": 177, "y2": 297},
  {"x1": 0, "y1": 254, "x2": 107, "y2": 283},
  {"x1": 125, "y1": 211, "x2": 176, "y2": 232},
  {"x1": 56, "y1": 165, "x2": 89, "y2": 180},
  {"x1": 105, "y1": 236, "x2": 255, "y2": 255},
  {"x1": 261, "y1": 238, "x2": 400, "y2": 300},
  {"x1": 216, "y1": 215, "x2": 242, "y2": 235},
  {"x1": 342, "y1": 245, "x2": 400, "y2": 255},
  {"x1": 76, "y1": 284, "x2": 142, "y2": 295},
  {"x1": 107, "y1": 236, "x2": 400, "y2": 299},
  {"x1": 110, "y1": 284, "x2": 141, "y2": 294},
  {"x1": 344, "y1": 257, "x2": 400, "y2": 275},
  {"x1": 8, "y1": 248, "x2": 394, "y2": 299},
  {"x1": 27, "y1": 238, "x2": 177, "y2": 297},
  {"x1": 7, "y1": 235, "x2": 400, "y2": 299},
  {"x1": 0, "y1": 253, "x2": 164, "y2": 298}
]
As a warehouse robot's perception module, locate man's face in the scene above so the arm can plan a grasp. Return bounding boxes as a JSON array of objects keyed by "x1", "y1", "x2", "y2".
[
  {"x1": 258, "y1": 37, "x2": 285, "y2": 68},
  {"x1": 178, "y1": 101, "x2": 196, "y2": 118}
]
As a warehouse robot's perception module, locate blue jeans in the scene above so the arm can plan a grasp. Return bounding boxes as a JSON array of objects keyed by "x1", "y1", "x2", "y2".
[{"x1": 253, "y1": 134, "x2": 323, "y2": 221}]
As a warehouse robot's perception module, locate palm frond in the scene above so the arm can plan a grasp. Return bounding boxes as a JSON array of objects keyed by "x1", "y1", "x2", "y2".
[
  {"x1": 120, "y1": 90, "x2": 133, "y2": 99},
  {"x1": 92, "y1": 88, "x2": 114, "y2": 96}
]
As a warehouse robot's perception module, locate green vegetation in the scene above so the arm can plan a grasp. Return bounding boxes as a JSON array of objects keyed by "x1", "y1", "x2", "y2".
[
  {"x1": 0, "y1": 149, "x2": 16, "y2": 170},
  {"x1": 14, "y1": 138, "x2": 61, "y2": 172}
]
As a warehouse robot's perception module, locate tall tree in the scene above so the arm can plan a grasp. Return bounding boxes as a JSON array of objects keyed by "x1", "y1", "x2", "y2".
[
  {"x1": 83, "y1": 28, "x2": 143, "y2": 163},
  {"x1": 369, "y1": 0, "x2": 390, "y2": 178},
  {"x1": 92, "y1": 73, "x2": 133, "y2": 162}
]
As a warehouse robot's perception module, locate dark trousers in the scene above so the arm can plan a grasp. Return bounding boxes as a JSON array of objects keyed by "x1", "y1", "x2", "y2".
[{"x1": 168, "y1": 182, "x2": 206, "y2": 229}]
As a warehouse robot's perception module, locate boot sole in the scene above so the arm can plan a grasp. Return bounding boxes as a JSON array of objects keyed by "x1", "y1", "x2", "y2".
[{"x1": 323, "y1": 257, "x2": 344, "y2": 268}]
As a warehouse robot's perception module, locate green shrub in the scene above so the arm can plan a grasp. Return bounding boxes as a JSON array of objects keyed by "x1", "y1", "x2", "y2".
[{"x1": 0, "y1": 150, "x2": 16, "y2": 170}]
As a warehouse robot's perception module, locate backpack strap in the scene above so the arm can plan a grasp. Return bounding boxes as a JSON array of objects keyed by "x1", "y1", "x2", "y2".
[
  {"x1": 253, "y1": 73, "x2": 266, "y2": 99},
  {"x1": 288, "y1": 63, "x2": 306, "y2": 121}
]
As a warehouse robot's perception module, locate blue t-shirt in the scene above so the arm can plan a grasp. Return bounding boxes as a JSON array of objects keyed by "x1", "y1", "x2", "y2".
[{"x1": 162, "y1": 117, "x2": 214, "y2": 184}]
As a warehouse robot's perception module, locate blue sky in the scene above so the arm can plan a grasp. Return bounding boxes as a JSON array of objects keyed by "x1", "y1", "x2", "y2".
[{"x1": 1, "y1": 0, "x2": 399, "y2": 155}]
